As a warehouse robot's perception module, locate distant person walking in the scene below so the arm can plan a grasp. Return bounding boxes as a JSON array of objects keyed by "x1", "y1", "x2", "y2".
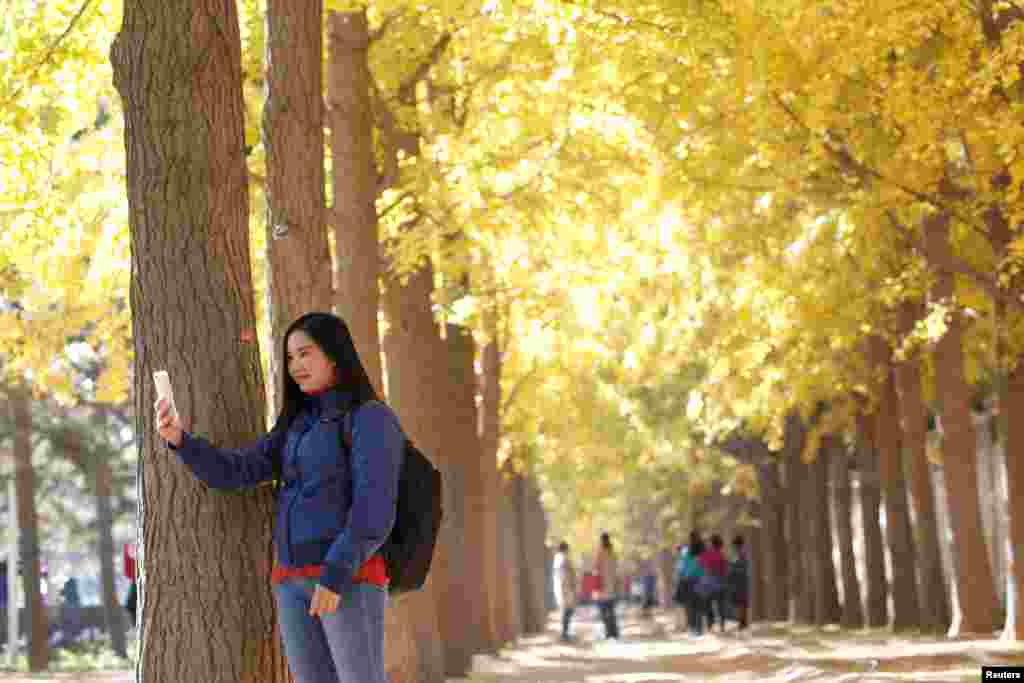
[
  {"x1": 594, "y1": 532, "x2": 620, "y2": 639},
  {"x1": 727, "y1": 535, "x2": 750, "y2": 630},
  {"x1": 156, "y1": 312, "x2": 403, "y2": 683},
  {"x1": 123, "y1": 543, "x2": 137, "y2": 627},
  {"x1": 671, "y1": 544, "x2": 688, "y2": 631},
  {"x1": 696, "y1": 534, "x2": 728, "y2": 632},
  {"x1": 678, "y1": 531, "x2": 706, "y2": 635},
  {"x1": 60, "y1": 576, "x2": 82, "y2": 644},
  {"x1": 553, "y1": 541, "x2": 578, "y2": 641}
]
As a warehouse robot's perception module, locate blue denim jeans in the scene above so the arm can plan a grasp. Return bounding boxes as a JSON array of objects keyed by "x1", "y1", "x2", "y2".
[
  {"x1": 273, "y1": 578, "x2": 387, "y2": 683},
  {"x1": 598, "y1": 599, "x2": 619, "y2": 639}
]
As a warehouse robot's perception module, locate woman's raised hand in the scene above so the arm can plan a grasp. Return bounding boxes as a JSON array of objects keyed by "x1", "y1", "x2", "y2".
[{"x1": 154, "y1": 397, "x2": 184, "y2": 448}]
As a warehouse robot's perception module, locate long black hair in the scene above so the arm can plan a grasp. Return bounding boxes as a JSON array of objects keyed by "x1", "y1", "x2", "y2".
[{"x1": 270, "y1": 312, "x2": 379, "y2": 435}]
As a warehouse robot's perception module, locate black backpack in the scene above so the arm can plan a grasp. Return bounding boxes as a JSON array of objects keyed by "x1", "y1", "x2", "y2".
[{"x1": 343, "y1": 401, "x2": 443, "y2": 595}]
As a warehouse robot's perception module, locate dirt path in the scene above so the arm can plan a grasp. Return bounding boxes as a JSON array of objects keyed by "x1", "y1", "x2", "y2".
[
  {"x1": 0, "y1": 607, "x2": 1021, "y2": 682},
  {"x1": 0, "y1": 676, "x2": 132, "y2": 682},
  {"x1": 450, "y1": 606, "x2": 1024, "y2": 683}
]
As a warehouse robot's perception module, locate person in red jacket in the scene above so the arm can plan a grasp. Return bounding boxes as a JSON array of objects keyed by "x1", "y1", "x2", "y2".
[
  {"x1": 123, "y1": 544, "x2": 137, "y2": 626},
  {"x1": 697, "y1": 534, "x2": 728, "y2": 632}
]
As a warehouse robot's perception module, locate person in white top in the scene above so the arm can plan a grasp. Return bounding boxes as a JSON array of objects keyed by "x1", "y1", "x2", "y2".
[{"x1": 553, "y1": 541, "x2": 578, "y2": 641}]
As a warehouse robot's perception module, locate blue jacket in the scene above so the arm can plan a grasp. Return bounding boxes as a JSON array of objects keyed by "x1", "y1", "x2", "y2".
[
  {"x1": 170, "y1": 390, "x2": 404, "y2": 594},
  {"x1": 678, "y1": 551, "x2": 705, "y2": 580}
]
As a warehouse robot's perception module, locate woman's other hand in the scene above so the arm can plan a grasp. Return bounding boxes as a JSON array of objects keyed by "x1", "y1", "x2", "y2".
[
  {"x1": 309, "y1": 585, "x2": 341, "y2": 617},
  {"x1": 154, "y1": 398, "x2": 184, "y2": 448}
]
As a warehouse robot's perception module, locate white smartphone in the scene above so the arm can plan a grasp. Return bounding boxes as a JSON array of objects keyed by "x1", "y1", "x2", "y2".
[{"x1": 153, "y1": 370, "x2": 179, "y2": 421}]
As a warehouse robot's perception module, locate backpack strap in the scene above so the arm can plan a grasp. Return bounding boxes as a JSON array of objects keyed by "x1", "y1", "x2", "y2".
[{"x1": 341, "y1": 398, "x2": 380, "y2": 450}]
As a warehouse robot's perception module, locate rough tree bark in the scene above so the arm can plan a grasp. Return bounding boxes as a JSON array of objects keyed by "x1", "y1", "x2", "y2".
[
  {"x1": 478, "y1": 332, "x2": 503, "y2": 650},
  {"x1": 923, "y1": 212, "x2": 1001, "y2": 634},
  {"x1": 517, "y1": 474, "x2": 548, "y2": 634},
  {"x1": 893, "y1": 340, "x2": 951, "y2": 633},
  {"x1": 756, "y1": 460, "x2": 786, "y2": 621},
  {"x1": 857, "y1": 412, "x2": 889, "y2": 628},
  {"x1": 1005, "y1": 360, "x2": 1024, "y2": 640},
  {"x1": 832, "y1": 442, "x2": 864, "y2": 629},
  {"x1": 9, "y1": 386, "x2": 48, "y2": 671},
  {"x1": 812, "y1": 437, "x2": 842, "y2": 624},
  {"x1": 110, "y1": 1, "x2": 287, "y2": 679},
  {"x1": 498, "y1": 459, "x2": 525, "y2": 641},
  {"x1": 383, "y1": 263, "x2": 459, "y2": 679},
  {"x1": 873, "y1": 352, "x2": 922, "y2": 630},
  {"x1": 263, "y1": 0, "x2": 333, "y2": 410},
  {"x1": 783, "y1": 417, "x2": 810, "y2": 623},
  {"x1": 447, "y1": 324, "x2": 491, "y2": 653},
  {"x1": 748, "y1": 517, "x2": 764, "y2": 622},
  {"x1": 327, "y1": 11, "x2": 440, "y2": 681},
  {"x1": 329, "y1": 11, "x2": 383, "y2": 392}
]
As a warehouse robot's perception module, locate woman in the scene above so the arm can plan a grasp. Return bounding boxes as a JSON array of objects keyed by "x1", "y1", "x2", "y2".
[
  {"x1": 552, "y1": 541, "x2": 578, "y2": 641},
  {"x1": 155, "y1": 312, "x2": 403, "y2": 683},
  {"x1": 593, "y1": 532, "x2": 620, "y2": 639},
  {"x1": 728, "y1": 535, "x2": 750, "y2": 630}
]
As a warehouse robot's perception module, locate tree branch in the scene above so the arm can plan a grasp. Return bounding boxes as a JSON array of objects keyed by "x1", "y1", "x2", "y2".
[
  {"x1": 397, "y1": 33, "x2": 453, "y2": 106},
  {"x1": 1, "y1": 0, "x2": 95, "y2": 110},
  {"x1": 771, "y1": 92, "x2": 991, "y2": 236},
  {"x1": 368, "y1": 9, "x2": 405, "y2": 43},
  {"x1": 886, "y1": 210, "x2": 1022, "y2": 313}
]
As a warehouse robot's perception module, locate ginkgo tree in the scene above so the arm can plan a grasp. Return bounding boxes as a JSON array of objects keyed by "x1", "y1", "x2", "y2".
[{"x1": 0, "y1": 0, "x2": 130, "y2": 403}]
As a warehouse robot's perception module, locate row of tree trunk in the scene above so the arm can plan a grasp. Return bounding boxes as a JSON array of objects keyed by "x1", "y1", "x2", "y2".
[
  {"x1": 723, "y1": 211, "x2": 1022, "y2": 640},
  {"x1": 739, "y1": 386, "x2": 996, "y2": 636}
]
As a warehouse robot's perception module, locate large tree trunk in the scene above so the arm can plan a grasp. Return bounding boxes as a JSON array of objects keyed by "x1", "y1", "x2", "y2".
[
  {"x1": 326, "y1": 12, "x2": 437, "y2": 681},
  {"x1": 428, "y1": 321, "x2": 471, "y2": 670},
  {"x1": 756, "y1": 460, "x2": 786, "y2": 621},
  {"x1": 1005, "y1": 359, "x2": 1024, "y2": 640},
  {"x1": 446, "y1": 324, "x2": 491, "y2": 653},
  {"x1": 517, "y1": 474, "x2": 548, "y2": 634},
  {"x1": 478, "y1": 336, "x2": 502, "y2": 650},
  {"x1": 857, "y1": 412, "x2": 889, "y2": 628},
  {"x1": 748, "y1": 518, "x2": 764, "y2": 623},
  {"x1": 874, "y1": 358, "x2": 922, "y2": 630},
  {"x1": 110, "y1": 2, "x2": 287, "y2": 679},
  {"x1": 498, "y1": 460, "x2": 524, "y2": 641},
  {"x1": 923, "y1": 212, "x2": 1001, "y2": 634},
  {"x1": 9, "y1": 386, "x2": 48, "y2": 671},
  {"x1": 783, "y1": 417, "x2": 811, "y2": 623},
  {"x1": 329, "y1": 11, "x2": 384, "y2": 393},
  {"x1": 92, "y1": 458, "x2": 128, "y2": 658},
  {"x1": 804, "y1": 448, "x2": 824, "y2": 626},
  {"x1": 262, "y1": 0, "x2": 333, "y2": 410},
  {"x1": 383, "y1": 263, "x2": 459, "y2": 679},
  {"x1": 782, "y1": 413, "x2": 806, "y2": 622},
  {"x1": 894, "y1": 352, "x2": 951, "y2": 633},
  {"x1": 813, "y1": 438, "x2": 842, "y2": 624},
  {"x1": 832, "y1": 444, "x2": 864, "y2": 628}
]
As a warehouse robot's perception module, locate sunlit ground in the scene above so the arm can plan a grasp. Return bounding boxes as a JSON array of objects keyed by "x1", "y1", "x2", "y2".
[
  {"x1": 449, "y1": 605, "x2": 1024, "y2": 683},
  {"x1": 0, "y1": 606, "x2": 1019, "y2": 681}
]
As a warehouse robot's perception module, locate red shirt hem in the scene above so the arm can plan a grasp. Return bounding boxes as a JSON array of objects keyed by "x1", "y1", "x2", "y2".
[{"x1": 271, "y1": 555, "x2": 389, "y2": 588}]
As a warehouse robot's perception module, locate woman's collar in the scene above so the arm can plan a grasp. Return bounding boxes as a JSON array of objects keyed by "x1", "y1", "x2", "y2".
[{"x1": 303, "y1": 387, "x2": 355, "y2": 416}]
